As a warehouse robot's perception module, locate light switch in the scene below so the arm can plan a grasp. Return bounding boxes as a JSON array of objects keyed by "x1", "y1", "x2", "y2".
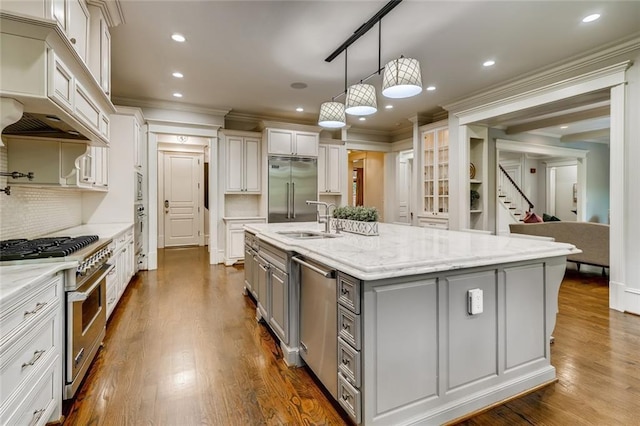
[{"x1": 467, "y1": 288, "x2": 483, "y2": 315}]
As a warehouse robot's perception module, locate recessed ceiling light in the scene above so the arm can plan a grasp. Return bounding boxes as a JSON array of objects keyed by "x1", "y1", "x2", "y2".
[
  {"x1": 359, "y1": 117, "x2": 366, "y2": 121},
  {"x1": 290, "y1": 82, "x2": 308, "y2": 89},
  {"x1": 296, "y1": 107, "x2": 304, "y2": 112},
  {"x1": 173, "y1": 92, "x2": 183, "y2": 98},
  {"x1": 483, "y1": 60, "x2": 495, "y2": 67},
  {"x1": 385, "y1": 105, "x2": 394, "y2": 109},
  {"x1": 172, "y1": 72, "x2": 184, "y2": 78},
  {"x1": 171, "y1": 33, "x2": 186, "y2": 42},
  {"x1": 426, "y1": 86, "x2": 436, "y2": 91},
  {"x1": 560, "y1": 125, "x2": 569, "y2": 129},
  {"x1": 582, "y1": 14, "x2": 600, "y2": 23}
]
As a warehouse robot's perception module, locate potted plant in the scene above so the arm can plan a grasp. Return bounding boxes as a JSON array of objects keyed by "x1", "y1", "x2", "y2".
[{"x1": 332, "y1": 205, "x2": 379, "y2": 235}]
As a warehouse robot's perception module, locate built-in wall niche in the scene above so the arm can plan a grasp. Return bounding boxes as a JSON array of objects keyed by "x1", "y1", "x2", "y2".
[
  {"x1": 224, "y1": 194, "x2": 261, "y2": 217},
  {"x1": 467, "y1": 125, "x2": 489, "y2": 231}
]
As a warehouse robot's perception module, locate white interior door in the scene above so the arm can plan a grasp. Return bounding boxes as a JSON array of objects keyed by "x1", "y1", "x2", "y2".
[{"x1": 163, "y1": 153, "x2": 201, "y2": 247}]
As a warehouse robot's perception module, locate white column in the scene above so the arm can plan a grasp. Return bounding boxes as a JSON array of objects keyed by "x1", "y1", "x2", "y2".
[{"x1": 618, "y1": 56, "x2": 640, "y2": 314}]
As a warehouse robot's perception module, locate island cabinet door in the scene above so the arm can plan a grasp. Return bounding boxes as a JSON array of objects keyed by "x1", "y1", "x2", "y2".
[
  {"x1": 268, "y1": 267, "x2": 289, "y2": 344},
  {"x1": 362, "y1": 278, "x2": 439, "y2": 425},
  {"x1": 256, "y1": 258, "x2": 270, "y2": 320}
]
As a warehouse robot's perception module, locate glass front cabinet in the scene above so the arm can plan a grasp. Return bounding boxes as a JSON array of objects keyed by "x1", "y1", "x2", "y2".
[{"x1": 419, "y1": 122, "x2": 449, "y2": 229}]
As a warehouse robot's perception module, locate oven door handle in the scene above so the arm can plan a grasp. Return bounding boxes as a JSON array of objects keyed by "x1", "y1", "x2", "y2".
[{"x1": 68, "y1": 263, "x2": 113, "y2": 302}]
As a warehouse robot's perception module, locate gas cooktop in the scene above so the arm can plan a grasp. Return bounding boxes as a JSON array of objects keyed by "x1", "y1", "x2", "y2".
[{"x1": 0, "y1": 235, "x2": 100, "y2": 261}]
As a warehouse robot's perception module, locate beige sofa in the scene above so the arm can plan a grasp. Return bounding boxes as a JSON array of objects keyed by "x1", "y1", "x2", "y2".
[{"x1": 509, "y1": 222, "x2": 609, "y2": 270}]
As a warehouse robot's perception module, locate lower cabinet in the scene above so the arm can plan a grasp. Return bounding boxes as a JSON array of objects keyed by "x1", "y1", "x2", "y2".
[
  {"x1": 0, "y1": 271, "x2": 64, "y2": 425},
  {"x1": 223, "y1": 217, "x2": 266, "y2": 266},
  {"x1": 106, "y1": 226, "x2": 135, "y2": 321},
  {"x1": 336, "y1": 273, "x2": 362, "y2": 424},
  {"x1": 417, "y1": 215, "x2": 449, "y2": 229},
  {"x1": 249, "y1": 237, "x2": 292, "y2": 351},
  {"x1": 268, "y1": 266, "x2": 289, "y2": 345}
]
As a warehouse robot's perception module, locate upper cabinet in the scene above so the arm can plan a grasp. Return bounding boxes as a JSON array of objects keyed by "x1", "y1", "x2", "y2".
[
  {"x1": 267, "y1": 128, "x2": 318, "y2": 157},
  {"x1": 318, "y1": 143, "x2": 343, "y2": 194},
  {"x1": 6, "y1": 137, "x2": 107, "y2": 190},
  {"x1": 223, "y1": 130, "x2": 261, "y2": 193},
  {"x1": 87, "y1": 4, "x2": 111, "y2": 97},
  {"x1": 0, "y1": 0, "x2": 118, "y2": 146},
  {"x1": 419, "y1": 122, "x2": 449, "y2": 228},
  {"x1": 67, "y1": 0, "x2": 90, "y2": 62}
]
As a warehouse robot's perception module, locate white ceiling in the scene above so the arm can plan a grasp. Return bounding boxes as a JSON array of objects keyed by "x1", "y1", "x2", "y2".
[{"x1": 110, "y1": 1, "x2": 640, "y2": 135}]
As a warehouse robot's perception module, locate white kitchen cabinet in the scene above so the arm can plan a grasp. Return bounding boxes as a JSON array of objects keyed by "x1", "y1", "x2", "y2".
[
  {"x1": 420, "y1": 121, "x2": 449, "y2": 228},
  {"x1": 87, "y1": 4, "x2": 111, "y2": 97},
  {"x1": 223, "y1": 131, "x2": 261, "y2": 193},
  {"x1": 318, "y1": 143, "x2": 343, "y2": 194},
  {"x1": 106, "y1": 226, "x2": 134, "y2": 321},
  {"x1": 223, "y1": 217, "x2": 266, "y2": 266},
  {"x1": 67, "y1": 0, "x2": 89, "y2": 63},
  {"x1": 0, "y1": 5, "x2": 115, "y2": 146},
  {"x1": 6, "y1": 138, "x2": 109, "y2": 190},
  {"x1": 0, "y1": 272, "x2": 64, "y2": 425},
  {"x1": 267, "y1": 128, "x2": 318, "y2": 157},
  {"x1": 78, "y1": 146, "x2": 108, "y2": 189}
]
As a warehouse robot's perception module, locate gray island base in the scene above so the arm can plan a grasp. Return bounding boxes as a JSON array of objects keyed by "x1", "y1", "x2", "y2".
[{"x1": 243, "y1": 222, "x2": 579, "y2": 425}]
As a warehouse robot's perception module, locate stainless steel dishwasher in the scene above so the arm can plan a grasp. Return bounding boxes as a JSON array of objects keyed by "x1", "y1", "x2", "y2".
[{"x1": 293, "y1": 256, "x2": 338, "y2": 398}]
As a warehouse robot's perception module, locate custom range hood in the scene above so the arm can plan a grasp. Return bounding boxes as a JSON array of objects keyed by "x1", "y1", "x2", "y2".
[{"x1": 3, "y1": 112, "x2": 90, "y2": 141}]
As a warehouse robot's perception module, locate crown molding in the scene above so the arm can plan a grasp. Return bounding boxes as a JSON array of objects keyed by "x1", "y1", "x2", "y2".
[
  {"x1": 86, "y1": 0, "x2": 125, "y2": 27},
  {"x1": 112, "y1": 96, "x2": 230, "y2": 117},
  {"x1": 443, "y1": 34, "x2": 640, "y2": 114}
]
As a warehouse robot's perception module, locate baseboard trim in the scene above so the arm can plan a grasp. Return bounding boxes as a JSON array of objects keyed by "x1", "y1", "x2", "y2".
[
  {"x1": 624, "y1": 287, "x2": 640, "y2": 315},
  {"x1": 609, "y1": 280, "x2": 626, "y2": 312}
]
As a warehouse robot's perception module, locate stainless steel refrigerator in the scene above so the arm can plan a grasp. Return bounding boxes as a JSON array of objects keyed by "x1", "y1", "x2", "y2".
[{"x1": 268, "y1": 156, "x2": 318, "y2": 223}]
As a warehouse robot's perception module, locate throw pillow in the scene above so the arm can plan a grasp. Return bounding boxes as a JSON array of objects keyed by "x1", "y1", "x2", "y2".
[{"x1": 523, "y1": 211, "x2": 543, "y2": 223}]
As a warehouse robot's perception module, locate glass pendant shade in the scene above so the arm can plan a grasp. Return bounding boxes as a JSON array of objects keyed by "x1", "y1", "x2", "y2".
[
  {"x1": 345, "y1": 83, "x2": 377, "y2": 115},
  {"x1": 382, "y1": 57, "x2": 423, "y2": 98},
  {"x1": 318, "y1": 101, "x2": 346, "y2": 128}
]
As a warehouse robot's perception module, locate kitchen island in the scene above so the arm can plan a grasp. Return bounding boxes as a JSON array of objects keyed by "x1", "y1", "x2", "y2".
[{"x1": 244, "y1": 222, "x2": 578, "y2": 425}]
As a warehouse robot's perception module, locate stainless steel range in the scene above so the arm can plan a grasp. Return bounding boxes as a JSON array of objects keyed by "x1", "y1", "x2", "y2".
[{"x1": 0, "y1": 235, "x2": 113, "y2": 399}]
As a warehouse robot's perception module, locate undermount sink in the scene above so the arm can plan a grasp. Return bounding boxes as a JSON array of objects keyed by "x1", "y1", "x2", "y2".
[{"x1": 276, "y1": 231, "x2": 340, "y2": 239}]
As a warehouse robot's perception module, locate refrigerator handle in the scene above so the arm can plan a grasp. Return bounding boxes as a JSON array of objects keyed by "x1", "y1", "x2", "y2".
[
  {"x1": 286, "y1": 182, "x2": 290, "y2": 219},
  {"x1": 292, "y1": 182, "x2": 296, "y2": 218}
]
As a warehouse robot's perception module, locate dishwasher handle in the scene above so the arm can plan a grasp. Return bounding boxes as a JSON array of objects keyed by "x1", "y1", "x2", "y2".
[{"x1": 292, "y1": 256, "x2": 336, "y2": 278}]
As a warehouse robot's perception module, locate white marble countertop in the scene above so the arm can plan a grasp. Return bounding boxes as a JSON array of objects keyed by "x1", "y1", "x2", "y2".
[
  {"x1": 0, "y1": 262, "x2": 75, "y2": 307},
  {"x1": 245, "y1": 222, "x2": 580, "y2": 281},
  {"x1": 44, "y1": 222, "x2": 134, "y2": 240},
  {"x1": 0, "y1": 223, "x2": 133, "y2": 306}
]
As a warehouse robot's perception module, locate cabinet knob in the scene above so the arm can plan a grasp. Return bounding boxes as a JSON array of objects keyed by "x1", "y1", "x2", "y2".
[{"x1": 70, "y1": 37, "x2": 76, "y2": 44}]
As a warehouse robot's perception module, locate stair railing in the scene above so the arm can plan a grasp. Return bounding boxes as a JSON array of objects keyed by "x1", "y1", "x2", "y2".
[{"x1": 498, "y1": 165, "x2": 534, "y2": 213}]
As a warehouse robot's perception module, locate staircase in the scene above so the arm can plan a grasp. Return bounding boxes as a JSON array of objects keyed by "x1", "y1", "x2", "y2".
[{"x1": 498, "y1": 164, "x2": 534, "y2": 224}]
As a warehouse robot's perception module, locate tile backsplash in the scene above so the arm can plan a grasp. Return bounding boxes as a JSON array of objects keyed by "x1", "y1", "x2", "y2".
[{"x1": 0, "y1": 146, "x2": 82, "y2": 239}]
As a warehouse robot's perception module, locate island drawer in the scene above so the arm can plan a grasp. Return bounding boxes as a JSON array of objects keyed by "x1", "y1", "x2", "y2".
[
  {"x1": 338, "y1": 337, "x2": 361, "y2": 388},
  {"x1": 0, "y1": 275, "x2": 62, "y2": 346},
  {"x1": 338, "y1": 305, "x2": 361, "y2": 351},
  {"x1": 338, "y1": 374, "x2": 361, "y2": 424},
  {"x1": 337, "y1": 273, "x2": 360, "y2": 314}
]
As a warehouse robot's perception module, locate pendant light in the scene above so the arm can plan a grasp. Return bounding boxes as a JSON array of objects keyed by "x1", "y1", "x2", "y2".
[
  {"x1": 382, "y1": 56, "x2": 423, "y2": 98},
  {"x1": 345, "y1": 83, "x2": 377, "y2": 116},
  {"x1": 318, "y1": 101, "x2": 346, "y2": 128}
]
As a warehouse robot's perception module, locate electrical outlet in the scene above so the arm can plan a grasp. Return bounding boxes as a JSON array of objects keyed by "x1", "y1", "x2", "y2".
[{"x1": 467, "y1": 288, "x2": 483, "y2": 315}]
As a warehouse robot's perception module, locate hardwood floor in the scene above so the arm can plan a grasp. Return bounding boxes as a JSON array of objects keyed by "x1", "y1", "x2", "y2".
[{"x1": 63, "y1": 248, "x2": 640, "y2": 425}]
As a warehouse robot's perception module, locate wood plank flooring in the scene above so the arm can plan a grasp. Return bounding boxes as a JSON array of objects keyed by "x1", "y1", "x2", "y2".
[{"x1": 63, "y1": 247, "x2": 640, "y2": 425}]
